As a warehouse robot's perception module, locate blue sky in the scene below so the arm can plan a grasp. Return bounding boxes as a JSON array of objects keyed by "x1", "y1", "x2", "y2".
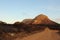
[{"x1": 0, "y1": 0, "x2": 60, "y2": 23}]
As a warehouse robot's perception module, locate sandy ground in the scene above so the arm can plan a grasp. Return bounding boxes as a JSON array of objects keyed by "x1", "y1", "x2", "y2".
[{"x1": 15, "y1": 28, "x2": 60, "y2": 40}]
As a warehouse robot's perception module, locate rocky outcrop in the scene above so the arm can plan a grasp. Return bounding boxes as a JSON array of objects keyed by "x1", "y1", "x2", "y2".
[
  {"x1": 32, "y1": 14, "x2": 57, "y2": 25},
  {"x1": 22, "y1": 19, "x2": 32, "y2": 24}
]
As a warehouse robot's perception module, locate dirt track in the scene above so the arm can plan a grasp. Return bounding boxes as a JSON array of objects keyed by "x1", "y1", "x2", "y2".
[{"x1": 15, "y1": 28, "x2": 60, "y2": 40}]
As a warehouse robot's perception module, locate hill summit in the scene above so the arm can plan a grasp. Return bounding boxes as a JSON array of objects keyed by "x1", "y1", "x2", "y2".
[{"x1": 32, "y1": 14, "x2": 57, "y2": 25}]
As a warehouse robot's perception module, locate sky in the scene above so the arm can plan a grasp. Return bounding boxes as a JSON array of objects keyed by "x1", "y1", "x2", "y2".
[{"x1": 0, "y1": 0, "x2": 60, "y2": 23}]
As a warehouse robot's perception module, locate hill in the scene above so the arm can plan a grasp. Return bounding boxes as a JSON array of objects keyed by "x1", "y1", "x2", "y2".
[{"x1": 0, "y1": 14, "x2": 60, "y2": 40}]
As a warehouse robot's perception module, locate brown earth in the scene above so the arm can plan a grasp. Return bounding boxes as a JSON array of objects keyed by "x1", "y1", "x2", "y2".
[{"x1": 15, "y1": 28, "x2": 60, "y2": 40}]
